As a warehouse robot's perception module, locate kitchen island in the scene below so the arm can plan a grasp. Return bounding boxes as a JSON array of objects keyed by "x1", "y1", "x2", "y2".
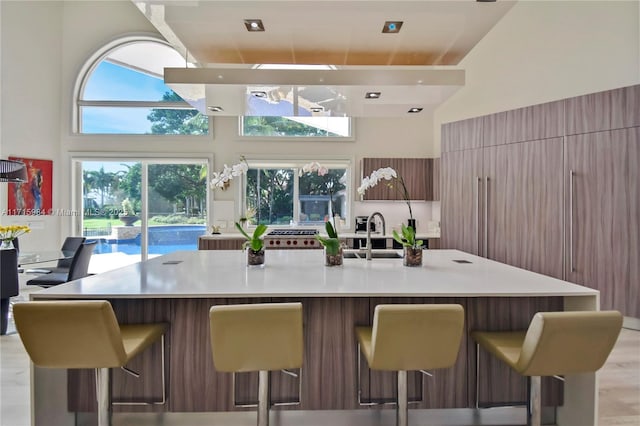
[{"x1": 30, "y1": 250, "x2": 599, "y2": 426}]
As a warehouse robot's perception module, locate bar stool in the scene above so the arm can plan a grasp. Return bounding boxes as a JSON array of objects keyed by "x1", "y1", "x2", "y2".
[
  {"x1": 13, "y1": 300, "x2": 168, "y2": 426},
  {"x1": 471, "y1": 310, "x2": 623, "y2": 426},
  {"x1": 209, "y1": 302, "x2": 303, "y2": 426},
  {"x1": 355, "y1": 304, "x2": 465, "y2": 426}
]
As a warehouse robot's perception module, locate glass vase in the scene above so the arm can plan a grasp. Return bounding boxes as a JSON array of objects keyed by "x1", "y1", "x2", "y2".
[
  {"x1": 0, "y1": 239, "x2": 14, "y2": 250},
  {"x1": 324, "y1": 246, "x2": 343, "y2": 267},
  {"x1": 403, "y1": 247, "x2": 422, "y2": 267},
  {"x1": 247, "y1": 249, "x2": 265, "y2": 267}
]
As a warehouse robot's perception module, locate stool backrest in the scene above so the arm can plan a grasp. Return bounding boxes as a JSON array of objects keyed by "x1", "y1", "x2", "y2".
[
  {"x1": 209, "y1": 302, "x2": 303, "y2": 373},
  {"x1": 13, "y1": 300, "x2": 127, "y2": 369},
  {"x1": 56, "y1": 236, "x2": 86, "y2": 268},
  {"x1": 67, "y1": 241, "x2": 97, "y2": 281},
  {"x1": 370, "y1": 304, "x2": 464, "y2": 371},
  {"x1": 517, "y1": 310, "x2": 623, "y2": 376}
]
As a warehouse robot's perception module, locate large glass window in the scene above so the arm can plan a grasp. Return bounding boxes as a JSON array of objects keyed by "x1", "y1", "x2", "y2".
[
  {"x1": 245, "y1": 161, "x2": 350, "y2": 227},
  {"x1": 75, "y1": 38, "x2": 209, "y2": 135}
]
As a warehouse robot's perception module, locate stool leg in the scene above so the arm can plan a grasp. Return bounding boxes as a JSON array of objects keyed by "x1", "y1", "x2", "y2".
[
  {"x1": 258, "y1": 370, "x2": 269, "y2": 426},
  {"x1": 397, "y1": 370, "x2": 408, "y2": 426},
  {"x1": 95, "y1": 367, "x2": 110, "y2": 426},
  {"x1": 529, "y1": 375, "x2": 541, "y2": 426}
]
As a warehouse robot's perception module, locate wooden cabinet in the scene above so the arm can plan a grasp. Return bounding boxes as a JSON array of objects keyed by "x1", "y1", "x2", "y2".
[
  {"x1": 565, "y1": 84, "x2": 640, "y2": 135},
  {"x1": 441, "y1": 139, "x2": 564, "y2": 279},
  {"x1": 440, "y1": 149, "x2": 482, "y2": 255},
  {"x1": 432, "y1": 157, "x2": 440, "y2": 201},
  {"x1": 441, "y1": 84, "x2": 639, "y2": 317},
  {"x1": 360, "y1": 157, "x2": 434, "y2": 201},
  {"x1": 441, "y1": 116, "x2": 483, "y2": 152},
  {"x1": 199, "y1": 237, "x2": 244, "y2": 250},
  {"x1": 565, "y1": 127, "x2": 639, "y2": 317}
]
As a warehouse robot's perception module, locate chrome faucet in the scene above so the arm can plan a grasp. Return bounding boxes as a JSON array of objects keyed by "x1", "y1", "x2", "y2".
[{"x1": 366, "y1": 212, "x2": 386, "y2": 260}]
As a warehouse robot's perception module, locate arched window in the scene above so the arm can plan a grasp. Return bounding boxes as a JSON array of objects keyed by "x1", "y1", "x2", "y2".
[{"x1": 74, "y1": 36, "x2": 209, "y2": 135}]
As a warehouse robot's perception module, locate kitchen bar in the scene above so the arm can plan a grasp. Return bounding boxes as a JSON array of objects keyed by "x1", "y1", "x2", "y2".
[{"x1": 30, "y1": 250, "x2": 599, "y2": 426}]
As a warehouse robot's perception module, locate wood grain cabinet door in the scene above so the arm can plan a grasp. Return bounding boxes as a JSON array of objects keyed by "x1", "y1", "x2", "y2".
[
  {"x1": 505, "y1": 138, "x2": 564, "y2": 280},
  {"x1": 440, "y1": 149, "x2": 483, "y2": 255},
  {"x1": 565, "y1": 129, "x2": 636, "y2": 315},
  {"x1": 360, "y1": 158, "x2": 432, "y2": 201}
]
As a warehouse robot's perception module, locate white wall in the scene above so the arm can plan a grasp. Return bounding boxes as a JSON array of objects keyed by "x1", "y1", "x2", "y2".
[
  {"x1": 0, "y1": 0, "x2": 436, "y2": 249},
  {"x1": 0, "y1": 1, "x2": 63, "y2": 250},
  {"x1": 434, "y1": 0, "x2": 640, "y2": 155}
]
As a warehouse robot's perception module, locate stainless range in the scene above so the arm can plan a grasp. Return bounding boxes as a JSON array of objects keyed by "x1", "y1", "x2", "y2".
[{"x1": 265, "y1": 229, "x2": 320, "y2": 249}]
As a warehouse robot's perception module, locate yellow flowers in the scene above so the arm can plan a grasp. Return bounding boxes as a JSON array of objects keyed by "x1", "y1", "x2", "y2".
[{"x1": 0, "y1": 225, "x2": 31, "y2": 241}]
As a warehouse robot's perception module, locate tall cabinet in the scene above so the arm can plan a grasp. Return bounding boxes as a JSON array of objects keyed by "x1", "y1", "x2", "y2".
[{"x1": 441, "y1": 84, "x2": 640, "y2": 318}]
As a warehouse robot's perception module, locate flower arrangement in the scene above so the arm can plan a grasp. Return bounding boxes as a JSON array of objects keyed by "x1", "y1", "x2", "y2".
[
  {"x1": 211, "y1": 156, "x2": 249, "y2": 190},
  {"x1": 392, "y1": 223, "x2": 423, "y2": 249},
  {"x1": 0, "y1": 224, "x2": 30, "y2": 245},
  {"x1": 358, "y1": 167, "x2": 414, "y2": 220},
  {"x1": 316, "y1": 221, "x2": 341, "y2": 255},
  {"x1": 235, "y1": 222, "x2": 268, "y2": 252},
  {"x1": 239, "y1": 207, "x2": 257, "y2": 226}
]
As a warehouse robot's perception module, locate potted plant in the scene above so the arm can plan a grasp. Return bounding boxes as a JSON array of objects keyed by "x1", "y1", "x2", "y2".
[
  {"x1": 392, "y1": 223, "x2": 424, "y2": 267},
  {"x1": 316, "y1": 221, "x2": 343, "y2": 266},
  {"x1": 119, "y1": 198, "x2": 139, "y2": 226},
  {"x1": 235, "y1": 222, "x2": 268, "y2": 266}
]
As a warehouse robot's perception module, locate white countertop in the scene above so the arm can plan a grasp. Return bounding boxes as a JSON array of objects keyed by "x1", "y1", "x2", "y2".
[{"x1": 33, "y1": 249, "x2": 597, "y2": 299}]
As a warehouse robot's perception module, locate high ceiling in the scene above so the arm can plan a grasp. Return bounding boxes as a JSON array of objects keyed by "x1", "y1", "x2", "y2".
[{"x1": 132, "y1": 0, "x2": 517, "y2": 116}]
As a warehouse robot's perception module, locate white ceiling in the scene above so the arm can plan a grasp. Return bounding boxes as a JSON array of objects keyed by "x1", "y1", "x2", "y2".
[{"x1": 131, "y1": 0, "x2": 517, "y2": 116}]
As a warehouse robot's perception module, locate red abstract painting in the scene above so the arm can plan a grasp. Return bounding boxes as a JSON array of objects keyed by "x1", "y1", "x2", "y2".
[{"x1": 7, "y1": 157, "x2": 53, "y2": 215}]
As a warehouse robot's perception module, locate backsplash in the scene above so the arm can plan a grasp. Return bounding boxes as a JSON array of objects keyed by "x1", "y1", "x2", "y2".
[{"x1": 353, "y1": 201, "x2": 439, "y2": 234}]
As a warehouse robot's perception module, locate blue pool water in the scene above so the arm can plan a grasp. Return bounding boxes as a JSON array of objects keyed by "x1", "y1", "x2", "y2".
[{"x1": 88, "y1": 225, "x2": 206, "y2": 255}]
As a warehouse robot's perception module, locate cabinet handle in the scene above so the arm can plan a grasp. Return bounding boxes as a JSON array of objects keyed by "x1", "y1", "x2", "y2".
[
  {"x1": 484, "y1": 176, "x2": 489, "y2": 258},
  {"x1": 476, "y1": 176, "x2": 482, "y2": 255},
  {"x1": 569, "y1": 170, "x2": 575, "y2": 273}
]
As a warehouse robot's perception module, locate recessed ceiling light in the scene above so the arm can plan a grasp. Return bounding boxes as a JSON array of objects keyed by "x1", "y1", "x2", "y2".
[
  {"x1": 310, "y1": 107, "x2": 324, "y2": 113},
  {"x1": 251, "y1": 91, "x2": 267, "y2": 98},
  {"x1": 382, "y1": 21, "x2": 403, "y2": 34},
  {"x1": 365, "y1": 92, "x2": 381, "y2": 99},
  {"x1": 408, "y1": 107, "x2": 423, "y2": 113},
  {"x1": 244, "y1": 19, "x2": 265, "y2": 32},
  {"x1": 208, "y1": 106, "x2": 224, "y2": 112}
]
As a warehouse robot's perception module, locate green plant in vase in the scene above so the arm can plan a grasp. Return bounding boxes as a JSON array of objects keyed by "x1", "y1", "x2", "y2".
[
  {"x1": 235, "y1": 222, "x2": 267, "y2": 266},
  {"x1": 316, "y1": 221, "x2": 343, "y2": 266},
  {"x1": 392, "y1": 224, "x2": 424, "y2": 267}
]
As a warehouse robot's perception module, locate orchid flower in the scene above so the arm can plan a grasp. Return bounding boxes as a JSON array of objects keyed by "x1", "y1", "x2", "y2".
[{"x1": 358, "y1": 167, "x2": 413, "y2": 220}]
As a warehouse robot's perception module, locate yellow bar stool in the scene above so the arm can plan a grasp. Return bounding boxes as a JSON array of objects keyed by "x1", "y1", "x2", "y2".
[
  {"x1": 209, "y1": 302, "x2": 303, "y2": 426},
  {"x1": 471, "y1": 310, "x2": 623, "y2": 426},
  {"x1": 13, "y1": 300, "x2": 168, "y2": 426},
  {"x1": 355, "y1": 304, "x2": 465, "y2": 426}
]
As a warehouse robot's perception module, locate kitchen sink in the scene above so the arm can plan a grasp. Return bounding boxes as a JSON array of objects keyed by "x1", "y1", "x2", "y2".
[{"x1": 343, "y1": 250, "x2": 403, "y2": 259}]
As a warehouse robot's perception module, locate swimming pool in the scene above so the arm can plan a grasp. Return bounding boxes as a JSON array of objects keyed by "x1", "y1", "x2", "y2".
[{"x1": 88, "y1": 225, "x2": 206, "y2": 255}]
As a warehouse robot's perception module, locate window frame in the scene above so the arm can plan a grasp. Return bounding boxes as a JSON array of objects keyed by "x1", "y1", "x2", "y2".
[
  {"x1": 72, "y1": 35, "x2": 210, "y2": 135},
  {"x1": 240, "y1": 157, "x2": 353, "y2": 230}
]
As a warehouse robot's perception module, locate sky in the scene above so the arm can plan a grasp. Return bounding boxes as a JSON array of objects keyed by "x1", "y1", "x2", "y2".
[{"x1": 82, "y1": 61, "x2": 173, "y2": 134}]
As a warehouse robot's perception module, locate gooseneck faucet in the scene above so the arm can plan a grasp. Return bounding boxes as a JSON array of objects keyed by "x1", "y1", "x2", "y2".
[{"x1": 366, "y1": 212, "x2": 386, "y2": 260}]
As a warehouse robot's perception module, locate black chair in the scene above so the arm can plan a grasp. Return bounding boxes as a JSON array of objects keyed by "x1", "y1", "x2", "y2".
[
  {"x1": 25, "y1": 236, "x2": 85, "y2": 274},
  {"x1": 26, "y1": 241, "x2": 97, "y2": 288},
  {"x1": 1, "y1": 248, "x2": 19, "y2": 335}
]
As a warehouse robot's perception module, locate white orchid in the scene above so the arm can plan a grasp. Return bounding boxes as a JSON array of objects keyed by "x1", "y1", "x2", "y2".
[
  {"x1": 210, "y1": 156, "x2": 249, "y2": 190},
  {"x1": 358, "y1": 167, "x2": 413, "y2": 219},
  {"x1": 299, "y1": 161, "x2": 328, "y2": 177}
]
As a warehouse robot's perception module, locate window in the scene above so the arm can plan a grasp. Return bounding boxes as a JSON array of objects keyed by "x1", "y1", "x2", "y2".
[
  {"x1": 239, "y1": 65, "x2": 352, "y2": 138},
  {"x1": 74, "y1": 37, "x2": 209, "y2": 135},
  {"x1": 244, "y1": 160, "x2": 351, "y2": 227}
]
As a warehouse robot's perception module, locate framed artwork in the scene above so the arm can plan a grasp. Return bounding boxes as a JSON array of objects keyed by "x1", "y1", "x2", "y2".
[{"x1": 7, "y1": 157, "x2": 53, "y2": 215}]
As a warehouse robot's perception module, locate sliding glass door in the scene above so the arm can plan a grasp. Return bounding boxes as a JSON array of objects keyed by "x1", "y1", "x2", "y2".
[{"x1": 75, "y1": 157, "x2": 209, "y2": 266}]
